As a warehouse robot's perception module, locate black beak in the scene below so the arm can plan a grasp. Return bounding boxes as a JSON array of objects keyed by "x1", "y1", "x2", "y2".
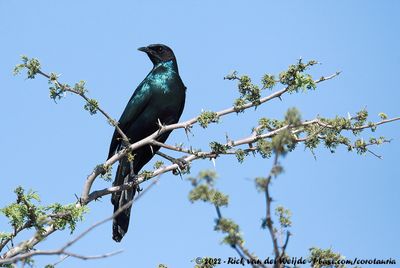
[
  {"x1": 138, "y1": 46, "x2": 150, "y2": 53},
  {"x1": 138, "y1": 45, "x2": 160, "y2": 63}
]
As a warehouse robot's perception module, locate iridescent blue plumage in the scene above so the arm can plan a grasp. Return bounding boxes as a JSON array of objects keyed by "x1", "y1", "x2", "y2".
[
  {"x1": 108, "y1": 44, "x2": 186, "y2": 242},
  {"x1": 146, "y1": 60, "x2": 177, "y2": 93}
]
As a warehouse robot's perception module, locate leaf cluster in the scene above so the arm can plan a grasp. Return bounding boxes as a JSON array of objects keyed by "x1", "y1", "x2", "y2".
[
  {"x1": 13, "y1": 56, "x2": 40, "y2": 79},
  {"x1": 14, "y1": 56, "x2": 101, "y2": 117},
  {"x1": 279, "y1": 59, "x2": 318, "y2": 93},
  {"x1": 188, "y1": 171, "x2": 228, "y2": 208},
  {"x1": 0, "y1": 187, "x2": 87, "y2": 250},
  {"x1": 214, "y1": 217, "x2": 243, "y2": 246},
  {"x1": 45, "y1": 203, "x2": 87, "y2": 233},
  {"x1": 227, "y1": 59, "x2": 318, "y2": 113},
  {"x1": 304, "y1": 109, "x2": 389, "y2": 155},
  {"x1": 256, "y1": 108, "x2": 301, "y2": 156},
  {"x1": 198, "y1": 111, "x2": 219, "y2": 128},
  {"x1": 209, "y1": 141, "x2": 231, "y2": 155},
  {"x1": 83, "y1": 98, "x2": 99, "y2": 115},
  {"x1": 254, "y1": 107, "x2": 391, "y2": 159},
  {"x1": 275, "y1": 205, "x2": 292, "y2": 228},
  {"x1": 309, "y1": 247, "x2": 345, "y2": 268},
  {"x1": 194, "y1": 257, "x2": 219, "y2": 268},
  {"x1": 187, "y1": 171, "x2": 243, "y2": 248},
  {"x1": 226, "y1": 71, "x2": 265, "y2": 112}
]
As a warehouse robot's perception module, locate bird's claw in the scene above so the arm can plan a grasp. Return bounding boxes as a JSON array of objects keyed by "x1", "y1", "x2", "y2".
[{"x1": 172, "y1": 157, "x2": 189, "y2": 175}]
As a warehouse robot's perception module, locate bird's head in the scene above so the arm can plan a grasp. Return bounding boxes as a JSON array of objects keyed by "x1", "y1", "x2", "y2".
[{"x1": 138, "y1": 44, "x2": 176, "y2": 65}]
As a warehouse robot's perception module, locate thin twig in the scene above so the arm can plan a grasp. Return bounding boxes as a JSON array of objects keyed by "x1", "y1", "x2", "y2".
[
  {"x1": 52, "y1": 255, "x2": 69, "y2": 267},
  {"x1": 279, "y1": 231, "x2": 291, "y2": 261},
  {"x1": 37, "y1": 70, "x2": 131, "y2": 146},
  {"x1": 213, "y1": 202, "x2": 267, "y2": 268},
  {"x1": 315, "y1": 117, "x2": 400, "y2": 131},
  {"x1": 265, "y1": 153, "x2": 280, "y2": 268},
  {"x1": 236, "y1": 243, "x2": 268, "y2": 268},
  {"x1": 0, "y1": 222, "x2": 32, "y2": 252}
]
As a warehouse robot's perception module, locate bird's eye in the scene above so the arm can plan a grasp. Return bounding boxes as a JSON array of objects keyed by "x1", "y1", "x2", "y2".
[{"x1": 158, "y1": 47, "x2": 163, "y2": 52}]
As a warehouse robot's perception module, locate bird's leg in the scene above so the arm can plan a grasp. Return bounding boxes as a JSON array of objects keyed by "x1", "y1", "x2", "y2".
[
  {"x1": 129, "y1": 159, "x2": 142, "y2": 193},
  {"x1": 155, "y1": 151, "x2": 189, "y2": 175}
]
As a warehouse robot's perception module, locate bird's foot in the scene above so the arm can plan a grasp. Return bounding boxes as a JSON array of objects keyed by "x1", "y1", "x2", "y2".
[
  {"x1": 133, "y1": 176, "x2": 143, "y2": 193},
  {"x1": 128, "y1": 172, "x2": 142, "y2": 193},
  {"x1": 155, "y1": 151, "x2": 189, "y2": 176},
  {"x1": 171, "y1": 157, "x2": 189, "y2": 176}
]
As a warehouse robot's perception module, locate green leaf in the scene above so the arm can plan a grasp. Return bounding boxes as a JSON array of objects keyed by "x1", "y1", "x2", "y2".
[
  {"x1": 255, "y1": 177, "x2": 269, "y2": 192},
  {"x1": 13, "y1": 55, "x2": 41, "y2": 79},
  {"x1": 275, "y1": 205, "x2": 292, "y2": 228},
  {"x1": 261, "y1": 74, "x2": 276, "y2": 89},
  {"x1": 214, "y1": 217, "x2": 243, "y2": 246},
  {"x1": 378, "y1": 112, "x2": 388, "y2": 120},
  {"x1": 209, "y1": 142, "x2": 230, "y2": 154},
  {"x1": 84, "y1": 98, "x2": 99, "y2": 115},
  {"x1": 233, "y1": 98, "x2": 246, "y2": 113},
  {"x1": 74, "y1": 80, "x2": 88, "y2": 95},
  {"x1": 153, "y1": 160, "x2": 164, "y2": 169},
  {"x1": 45, "y1": 203, "x2": 88, "y2": 233},
  {"x1": 99, "y1": 164, "x2": 113, "y2": 181},
  {"x1": 235, "y1": 149, "x2": 246, "y2": 163}
]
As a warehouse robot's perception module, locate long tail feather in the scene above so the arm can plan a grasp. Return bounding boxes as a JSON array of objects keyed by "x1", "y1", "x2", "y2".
[{"x1": 111, "y1": 160, "x2": 136, "y2": 242}]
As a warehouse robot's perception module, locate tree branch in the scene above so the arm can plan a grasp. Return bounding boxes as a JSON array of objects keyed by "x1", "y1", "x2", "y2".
[
  {"x1": 80, "y1": 72, "x2": 341, "y2": 204},
  {"x1": 264, "y1": 153, "x2": 280, "y2": 268},
  {"x1": 37, "y1": 70, "x2": 131, "y2": 147},
  {"x1": 0, "y1": 197, "x2": 134, "y2": 265},
  {"x1": 279, "y1": 231, "x2": 291, "y2": 261},
  {"x1": 7, "y1": 60, "x2": 398, "y2": 264},
  {"x1": 213, "y1": 202, "x2": 267, "y2": 268},
  {"x1": 85, "y1": 113, "x2": 399, "y2": 203}
]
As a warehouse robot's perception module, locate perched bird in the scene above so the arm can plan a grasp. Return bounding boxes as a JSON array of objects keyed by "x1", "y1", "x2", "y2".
[{"x1": 108, "y1": 44, "x2": 186, "y2": 242}]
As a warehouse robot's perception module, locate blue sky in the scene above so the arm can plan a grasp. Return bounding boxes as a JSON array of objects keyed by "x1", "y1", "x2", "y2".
[{"x1": 1, "y1": 1, "x2": 399, "y2": 267}]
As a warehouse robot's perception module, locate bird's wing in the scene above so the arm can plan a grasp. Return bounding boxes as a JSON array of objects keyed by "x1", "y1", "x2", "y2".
[
  {"x1": 177, "y1": 84, "x2": 186, "y2": 118},
  {"x1": 108, "y1": 81, "x2": 152, "y2": 159}
]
